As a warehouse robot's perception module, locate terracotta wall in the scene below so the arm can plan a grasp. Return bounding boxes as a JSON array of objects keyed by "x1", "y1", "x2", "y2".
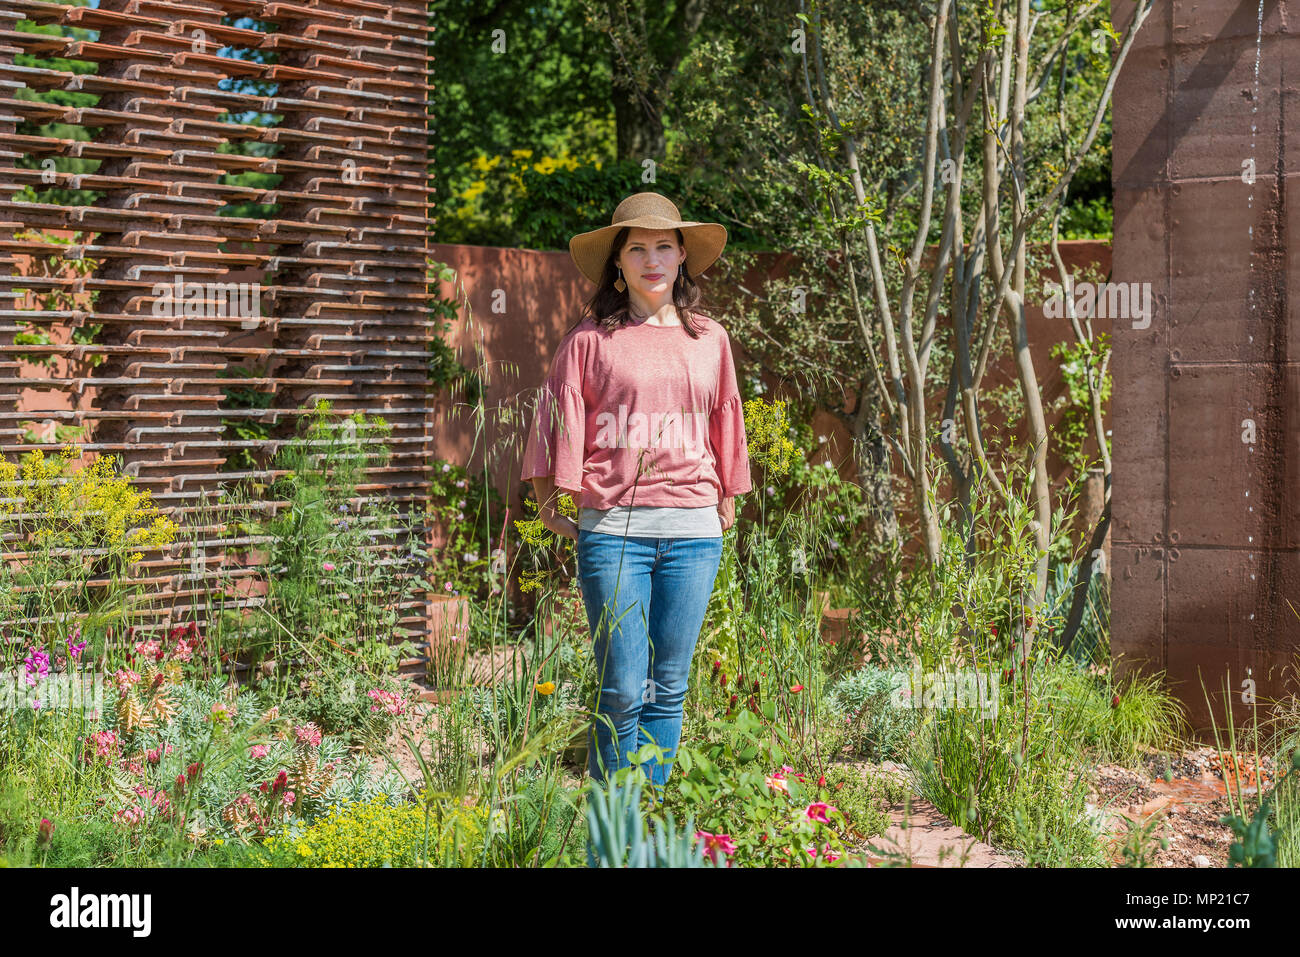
[{"x1": 1111, "y1": 0, "x2": 1298, "y2": 730}]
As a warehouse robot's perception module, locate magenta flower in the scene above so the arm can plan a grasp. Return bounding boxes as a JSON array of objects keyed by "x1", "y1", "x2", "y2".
[
  {"x1": 67, "y1": 625, "x2": 86, "y2": 661},
  {"x1": 23, "y1": 646, "x2": 49, "y2": 687},
  {"x1": 804, "y1": 802, "x2": 837, "y2": 824},
  {"x1": 322, "y1": 562, "x2": 336, "y2": 572},
  {"x1": 695, "y1": 830, "x2": 738, "y2": 865},
  {"x1": 84, "y1": 730, "x2": 119, "y2": 766}
]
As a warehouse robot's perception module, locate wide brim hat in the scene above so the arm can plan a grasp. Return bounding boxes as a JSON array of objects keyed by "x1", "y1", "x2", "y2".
[{"x1": 568, "y1": 191, "x2": 728, "y2": 285}]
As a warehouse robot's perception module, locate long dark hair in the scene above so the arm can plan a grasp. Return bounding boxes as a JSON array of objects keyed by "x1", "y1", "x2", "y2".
[{"x1": 565, "y1": 227, "x2": 707, "y2": 339}]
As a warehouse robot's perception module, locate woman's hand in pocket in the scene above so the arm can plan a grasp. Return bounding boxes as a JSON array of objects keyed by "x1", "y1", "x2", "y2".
[
  {"x1": 543, "y1": 509, "x2": 579, "y2": 541},
  {"x1": 717, "y1": 496, "x2": 736, "y2": 532}
]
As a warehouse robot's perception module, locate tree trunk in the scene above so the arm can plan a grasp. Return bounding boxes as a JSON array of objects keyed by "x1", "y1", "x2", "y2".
[
  {"x1": 612, "y1": 78, "x2": 665, "y2": 161},
  {"x1": 850, "y1": 415, "x2": 899, "y2": 548}
]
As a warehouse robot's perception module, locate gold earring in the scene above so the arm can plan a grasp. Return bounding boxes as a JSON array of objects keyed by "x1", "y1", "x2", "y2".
[{"x1": 614, "y1": 267, "x2": 626, "y2": 293}]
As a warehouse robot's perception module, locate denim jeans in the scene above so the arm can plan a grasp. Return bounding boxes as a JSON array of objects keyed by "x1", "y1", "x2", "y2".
[{"x1": 575, "y1": 528, "x2": 724, "y2": 791}]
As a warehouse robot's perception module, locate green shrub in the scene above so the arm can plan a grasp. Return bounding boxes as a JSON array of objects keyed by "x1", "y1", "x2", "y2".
[{"x1": 824, "y1": 665, "x2": 920, "y2": 761}]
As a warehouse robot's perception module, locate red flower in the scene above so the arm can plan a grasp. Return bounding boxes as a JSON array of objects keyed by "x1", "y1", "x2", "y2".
[
  {"x1": 1111, "y1": 694, "x2": 1120, "y2": 709},
  {"x1": 720, "y1": 674, "x2": 727, "y2": 688},
  {"x1": 817, "y1": 775, "x2": 826, "y2": 787},
  {"x1": 789, "y1": 684, "x2": 804, "y2": 694}
]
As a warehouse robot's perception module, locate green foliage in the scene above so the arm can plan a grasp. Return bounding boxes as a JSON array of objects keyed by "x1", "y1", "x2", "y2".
[
  {"x1": 585, "y1": 772, "x2": 709, "y2": 868},
  {"x1": 425, "y1": 259, "x2": 474, "y2": 398},
  {"x1": 1043, "y1": 559, "x2": 1110, "y2": 664},
  {"x1": 664, "y1": 710, "x2": 873, "y2": 866},
  {"x1": 489, "y1": 776, "x2": 584, "y2": 868},
  {"x1": 218, "y1": 366, "x2": 274, "y2": 473},
  {"x1": 824, "y1": 665, "x2": 920, "y2": 761},
  {"x1": 1049, "y1": 334, "x2": 1112, "y2": 478},
  {"x1": 1033, "y1": 657, "x2": 1186, "y2": 765},
  {"x1": 254, "y1": 403, "x2": 419, "y2": 650},
  {"x1": 427, "y1": 458, "x2": 506, "y2": 602}
]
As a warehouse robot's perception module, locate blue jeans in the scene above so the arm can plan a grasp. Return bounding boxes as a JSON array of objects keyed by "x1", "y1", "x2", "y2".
[{"x1": 576, "y1": 528, "x2": 724, "y2": 791}]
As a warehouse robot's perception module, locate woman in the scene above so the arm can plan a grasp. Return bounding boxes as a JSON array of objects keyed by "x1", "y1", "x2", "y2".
[{"x1": 519, "y1": 191, "x2": 753, "y2": 791}]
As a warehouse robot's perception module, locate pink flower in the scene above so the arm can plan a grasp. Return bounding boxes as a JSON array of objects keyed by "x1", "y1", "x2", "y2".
[
  {"x1": 84, "y1": 730, "x2": 118, "y2": 765},
  {"x1": 322, "y1": 562, "x2": 336, "y2": 572},
  {"x1": 695, "y1": 830, "x2": 737, "y2": 865},
  {"x1": 281, "y1": 790, "x2": 296, "y2": 808},
  {"x1": 112, "y1": 668, "x2": 141, "y2": 693},
  {"x1": 821, "y1": 843, "x2": 841, "y2": 863},
  {"x1": 134, "y1": 639, "x2": 161, "y2": 660},
  {"x1": 367, "y1": 688, "x2": 406, "y2": 716},
  {"x1": 789, "y1": 684, "x2": 804, "y2": 694},
  {"x1": 293, "y1": 723, "x2": 323, "y2": 748},
  {"x1": 804, "y1": 802, "x2": 837, "y2": 824},
  {"x1": 249, "y1": 745, "x2": 270, "y2": 759},
  {"x1": 765, "y1": 772, "x2": 789, "y2": 794}
]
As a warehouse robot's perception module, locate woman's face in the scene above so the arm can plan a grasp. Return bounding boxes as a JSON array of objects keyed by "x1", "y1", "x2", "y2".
[{"x1": 616, "y1": 227, "x2": 687, "y2": 302}]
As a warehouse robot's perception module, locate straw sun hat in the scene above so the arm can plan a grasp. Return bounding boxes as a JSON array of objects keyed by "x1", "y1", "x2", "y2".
[{"x1": 568, "y1": 192, "x2": 728, "y2": 287}]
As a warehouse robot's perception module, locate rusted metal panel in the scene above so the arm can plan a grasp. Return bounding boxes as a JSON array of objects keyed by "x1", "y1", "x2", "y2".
[
  {"x1": 1111, "y1": 0, "x2": 1296, "y2": 731},
  {"x1": 0, "y1": 0, "x2": 435, "y2": 641}
]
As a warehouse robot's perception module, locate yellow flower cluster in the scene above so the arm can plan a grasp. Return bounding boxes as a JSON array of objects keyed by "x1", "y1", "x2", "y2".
[
  {"x1": 259, "y1": 797, "x2": 489, "y2": 868},
  {"x1": 460, "y1": 151, "x2": 585, "y2": 202},
  {"x1": 0, "y1": 446, "x2": 178, "y2": 562},
  {"x1": 743, "y1": 397, "x2": 798, "y2": 476}
]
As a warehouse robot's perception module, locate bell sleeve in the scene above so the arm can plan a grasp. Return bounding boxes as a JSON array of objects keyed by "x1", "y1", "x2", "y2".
[
  {"x1": 708, "y1": 331, "x2": 753, "y2": 498},
  {"x1": 520, "y1": 337, "x2": 586, "y2": 495}
]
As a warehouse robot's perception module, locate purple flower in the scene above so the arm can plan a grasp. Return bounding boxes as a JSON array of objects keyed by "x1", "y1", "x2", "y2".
[
  {"x1": 23, "y1": 646, "x2": 50, "y2": 687},
  {"x1": 67, "y1": 625, "x2": 86, "y2": 662}
]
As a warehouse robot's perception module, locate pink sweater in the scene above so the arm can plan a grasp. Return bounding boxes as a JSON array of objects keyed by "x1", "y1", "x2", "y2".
[{"x1": 520, "y1": 312, "x2": 753, "y2": 509}]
